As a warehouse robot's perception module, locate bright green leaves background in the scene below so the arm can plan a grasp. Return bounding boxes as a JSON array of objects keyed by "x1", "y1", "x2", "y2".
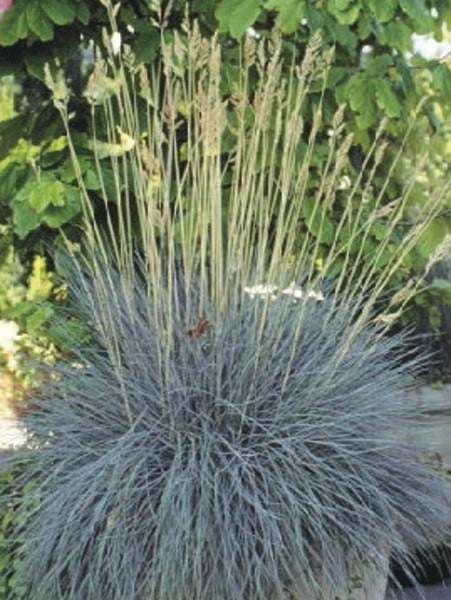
[
  {"x1": 0, "y1": 0, "x2": 450, "y2": 348},
  {"x1": 0, "y1": 137, "x2": 81, "y2": 239},
  {"x1": 216, "y1": 0, "x2": 262, "y2": 39},
  {"x1": 0, "y1": 0, "x2": 89, "y2": 46}
]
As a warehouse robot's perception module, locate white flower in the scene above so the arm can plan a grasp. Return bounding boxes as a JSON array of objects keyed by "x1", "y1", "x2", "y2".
[
  {"x1": 281, "y1": 281, "x2": 305, "y2": 299},
  {"x1": 0, "y1": 319, "x2": 19, "y2": 353},
  {"x1": 111, "y1": 31, "x2": 122, "y2": 56},
  {"x1": 306, "y1": 289, "x2": 324, "y2": 301},
  {"x1": 338, "y1": 175, "x2": 351, "y2": 190},
  {"x1": 244, "y1": 282, "x2": 324, "y2": 302},
  {"x1": 282, "y1": 282, "x2": 324, "y2": 302},
  {"x1": 243, "y1": 284, "x2": 278, "y2": 300}
]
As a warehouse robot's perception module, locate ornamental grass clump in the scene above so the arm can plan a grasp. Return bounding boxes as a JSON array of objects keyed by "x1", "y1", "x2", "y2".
[
  {"x1": 11, "y1": 263, "x2": 448, "y2": 600},
  {"x1": 6, "y1": 5, "x2": 450, "y2": 599}
]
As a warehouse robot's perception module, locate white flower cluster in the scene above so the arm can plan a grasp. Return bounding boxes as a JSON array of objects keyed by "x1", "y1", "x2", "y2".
[{"x1": 243, "y1": 282, "x2": 324, "y2": 302}]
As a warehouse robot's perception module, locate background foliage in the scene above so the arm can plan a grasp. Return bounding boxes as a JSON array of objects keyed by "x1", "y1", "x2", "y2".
[{"x1": 0, "y1": 0, "x2": 450, "y2": 363}]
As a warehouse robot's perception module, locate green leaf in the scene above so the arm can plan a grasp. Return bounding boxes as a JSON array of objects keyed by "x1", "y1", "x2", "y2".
[
  {"x1": 428, "y1": 279, "x2": 451, "y2": 306},
  {"x1": 74, "y1": 1, "x2": 90, "y2": 25},
  {"x1": 24, "y1": 45, "x2": 55, "y2": 81},
  {"x1": 215, "y1": 0, "x2": 261, "y2": 39},
  {"x1": 42, "y1": 185, "x2": 81, "y2": 228},
  {"x1": 375, "y1": 79, "x2": 401, "y2": 117},
  {"x1": 329, "y1": 20, "x2": 358, "y2": 49},
  {"x1": 399, "y1": 0, "x2": 430, "y2": 24},
  {"x1": 364, "y1": 55, "x2": 393, "y2": 77},
  {"x1": 0, "y1": 163, "x2": 19, "y2": 203},
  {"x1": 41, "y1": 136, "x2": 69, "y2": 168},
  {"x1": 26, "y1": 3, "x2": 54, "y2": 42},
  {"x1": 334, "y1": 0, "x2": 353, "y2": 9},
  {"x1": 0, "y1": 1, "x2": 27, "y2": 46},
  {"x1": 131, "y1": 22, "x2": 160, "y2": 64},
  {"x1": 264, "y1": 0, "x2": 307, "y2": 34},
  {"x1": 380, "y1": 21, "x2": 413, "y2": 53},
  {"x1": 327, "y1": 1, "x2": 360, "y2": 25},
  {"x1": 4, "y1": 301, "x2": 35, "y2": 320},
  {"x1": 26, "y1": 303, "x2": 54, "y2": 334},
  {"x1": 335, "y1": 4, "x2": 359, "y2": 25},
  {"x1": 301, "y1": 197, "x2": 335, "y2": 244},
  {"x1": 345, "y1": 74, "x2": 373, "y2": 112},
  {"x1": 368, "y1": 0, "x2": 396, "y2": 22},
  {"x1": 430, "y1": 278, "x2": 451, "y2": 294},
  {"x1": 12, "y1": 201, "x2": 40, "y2": 238},
  {"x1": 416, "y1": 219, "x2": 450, "y2": 257},
  {"x1": 41, "y1": 0, "x2": 75, "y2": 25},
  {"x1": 432, "y1": 64, "x2": 451, "y2": 96},
  {"x1": 26, "y1": 176, "x2": 66, "y2": 213}
]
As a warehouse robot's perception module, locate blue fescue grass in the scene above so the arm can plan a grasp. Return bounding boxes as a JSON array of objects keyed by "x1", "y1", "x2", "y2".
[
  {"x1": 6, "y1": 9, "x2": 450, "y2": 598},
  {"x1": 8, "y1": 261, "x2": 449, "y2": 599}
]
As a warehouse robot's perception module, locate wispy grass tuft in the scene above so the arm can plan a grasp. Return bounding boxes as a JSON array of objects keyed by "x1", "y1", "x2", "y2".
[
  {"x1": 13, "y1": 263, "x2": 449, "y2": 599},
  {"x1": 7, "y1": 4, "x2": 450, "y2": 599}
]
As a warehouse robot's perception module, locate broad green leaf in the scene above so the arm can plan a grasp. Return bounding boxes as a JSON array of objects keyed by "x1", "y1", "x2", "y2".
[
  {"x1": 41, "y1": 0, "x2": 75, "y2": 25},
  {"x1": 264, "y1": 0, "x2": 307, "y2": 33},
  {"x1": 335, "y1": 0, "x2": 352, "y2": 9},
  {"x1": 0, "y1": 2, "x2": 26, "y2": 46},
  {"x1": 47, "y1": 135, "x2": 70, "y2": 153},
  {"x1": 26, "y1": 3, "x2": 54, "y2": 41},
  {"x1": 371, "y1": 222, "x2": 390, "y2": 241},
  {"x1": 5, "y1": 138, "x2": 40, "y2": 164},
  {"x1": 5, "y1": 300, "x2": 35, "y2": 319},
  {"x1": 345, "y1": 74, "x2": 372, "y2": 112},
  {"x1": 26, "y1": 176, "x2": 66, "y2": 213},
  {"x1": 301, "y1": 197, "x2": 335, "y2": 244},
  {"x1": 375, "y1": 79, "x2": 401, "y2": 117},
  {"x1": 364, "y1": 55, "x2": 393, "y2": 77},
  {"x1": 42, "y1": 185, "x2": 81, "y2": 228},
  {"x1": 355, "y1": 104, "x2": 377, "y2": 129},
  {"x1": 327, "y1": 0, "x2": 354, "y2": 11},
  {"x1": 397, "y1": 59, "x2": 415, "y2": 96},
  {"x1": 399, "y1": 0, "x2": 429, "y2": 24},
  {"x1": 305, "y1": 5, "x2": 325, "y2": 30},
  {"x1": 328, "y1": 1, "x2": 360, "y2": 25},
  {"x1": 380, "y1": 21, "x2": 413, "y2": 53},
  {"x1": 131, "y1": 23, "x2": 160, "y2": 64},
  {"x1": 430, "y1": 278, "x2": 451, "y2": 294},
  {"x1": 428, "y1": 279, "x2": 451, "y2": 307},
  {"x1": 416, "y1": 218, "x2": 450, "y2": 257},
  {"x1": 74, "y1": 1, "x2": 90, "y2": 25},
  {"x1": 215, "y1": 0, "x2": 261, "y2": 39},
  {"x1": 368, "y1": 0, "x2": 396, "y2": 22},
  {"x1": 25, "y1": 45, "x2": 55, "y2": 81},
  {"x1": 336, "y1": 4, "x2": 359, "y2": 25},
  {"x1": 84, "y1": 169, "x2": 101, "y2": 190},
  {"x1": 13, "y1": 200, "x2": 40, "y2": 238},
  {"x1": 432, "y1": 64, "x2": 451, "y2": 96},
  {"x1": 357, "y1": 13, "x2": 372, "y2": 38},
  {"x1": 26, "y1": 303, "x2": 54, "y2": 334},
  {"x1": 329, "y1": 20, "x2": 358, "y2": 49},
  {"x1": 41, "y1": 136, "x2": 69, "y2": 168},
  {"x1": 0, "y1": 163, "x2": 18, "y2": 202}
]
